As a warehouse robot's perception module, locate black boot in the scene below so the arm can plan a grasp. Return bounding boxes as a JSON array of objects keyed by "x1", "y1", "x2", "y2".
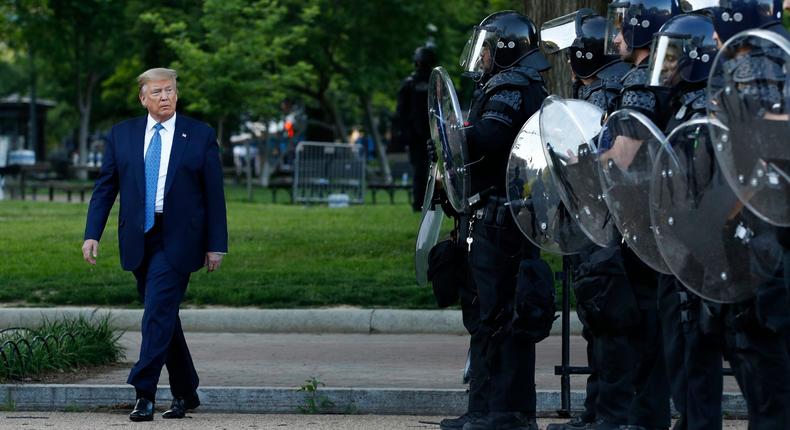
[
  {"x1": 463, "y1": 412, "x2": 537, "y2": 430},
  {"x1": 546, "y1": 415, "x2": 597, "y2": 430},
  {"x1": 441, "y1": 412, "x2": 486, "y2": 430}
]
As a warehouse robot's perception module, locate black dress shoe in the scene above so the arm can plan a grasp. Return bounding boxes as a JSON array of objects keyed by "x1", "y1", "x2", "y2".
[
  {"x1": 162, "y1": 393, "x2": 200, "y2": 419},
  {"x1": 162, "y1": 398, "x2": 187, "y2": 419},
  {"x1": 182, "y1": 392, "x2": 201, "y2": 410},
  {"x1": 129, "y1": 398, "x2": 154, "y2": 422}
]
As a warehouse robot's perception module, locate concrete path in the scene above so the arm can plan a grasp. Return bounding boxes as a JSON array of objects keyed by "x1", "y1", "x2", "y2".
[
  {"x1": 72, "y1": 332, "x2": 740, "y2": 393},
  {"x1": 0, "y1": 412, "x2": 749, "y2": 430}
]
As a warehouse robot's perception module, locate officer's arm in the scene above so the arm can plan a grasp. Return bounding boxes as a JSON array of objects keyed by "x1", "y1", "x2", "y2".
[
  {"x1": 466, "y1": 88, "x2": 536, "y2": 160},
  {"x1": 466, "y1": 116, "x2": 516, "y2": 161}
]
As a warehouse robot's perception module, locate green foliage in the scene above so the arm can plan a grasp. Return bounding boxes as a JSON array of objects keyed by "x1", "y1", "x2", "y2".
[
  {"x1": 0, "y1": 0, "x2": 529, "y2": 148},
  {"x1": 297, "y1": 376, "x2": 335, "y2": 414},
  {"x1": 0, "y1": 313, "x2": 124, "y2": 382},
  {"x1": 143, "y1": 0, "x2": 314, "y2": 134}
]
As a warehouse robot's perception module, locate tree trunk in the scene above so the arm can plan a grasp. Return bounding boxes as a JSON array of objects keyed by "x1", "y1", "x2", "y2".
[
  {"x1": 320, "y1": 93, "x2": 348, "y2": 142},
  {"x1": 27, "y1": 46, "x2": 37, "y2": 158},
  {"x1": 360, "y1": 94, "x2": 392, "y2": 185},
  {"x1": 217, "y1": 117, "x2": 225, "y2": 148},
  {"x1": 245, "y1": 137, "x2": 253, "y2": 202},
  {"x1": 523, "y1": 0, "x2": 610, "y2": 97},
  {"x1": 76, "y1": 73, "x2": 97, "y2": 180}
]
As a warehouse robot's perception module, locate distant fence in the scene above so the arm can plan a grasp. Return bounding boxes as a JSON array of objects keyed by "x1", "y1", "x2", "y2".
[{"x1": 293, "y1": 142, "x2": 365, "y2": 204}]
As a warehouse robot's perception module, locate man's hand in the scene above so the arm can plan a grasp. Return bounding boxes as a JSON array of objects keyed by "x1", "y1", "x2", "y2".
[
  {"x1": 82, "y1": 239, "x2": 99, "y2": 265},
  {"x1": 600, "y1": 135, "x2": 644, "y2": 171},
  {"x1": 205, "y1": 252, "x2": 224, "y2": 272}
]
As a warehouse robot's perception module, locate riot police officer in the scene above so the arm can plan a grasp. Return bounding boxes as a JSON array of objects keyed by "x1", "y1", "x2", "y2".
[
  {"x1": 696, "y1": 1, "x2": 790, "y2": 428},
  {"x1": 646, "y1": 12, "x2": 724, "y2": 429},
  {"x1": 540, "y1": 9, "x2": 633, "y2": 430},
  {"x1": 437, "y1": 10, "x2": 550, "y2": 430},
  {"x1": 395, "y1": 45, "x2": 437, "y2": 212},
  {"x1": 596, "y1": 1, "x2": 682, "y2": 428}
]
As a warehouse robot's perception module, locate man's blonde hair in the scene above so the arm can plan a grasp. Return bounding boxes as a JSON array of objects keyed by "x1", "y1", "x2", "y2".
[{"x1": 137, "y1": 68, "x2": 178, "y2": 96}]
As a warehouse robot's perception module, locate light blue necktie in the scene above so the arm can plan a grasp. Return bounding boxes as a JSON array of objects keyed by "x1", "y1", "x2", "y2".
[{"x1": 144, "y1": 123, "x2": 164, "y2": 232}]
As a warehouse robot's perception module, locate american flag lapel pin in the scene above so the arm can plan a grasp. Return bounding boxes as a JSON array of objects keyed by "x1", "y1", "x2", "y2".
[{"x1": 182, "y1": 133, "x2": 187, "y2": 138}]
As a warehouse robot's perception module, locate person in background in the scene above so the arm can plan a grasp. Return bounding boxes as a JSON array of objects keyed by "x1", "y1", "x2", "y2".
[{"x1": 395, "y1": 45, "x2": 437, "y2": 212}]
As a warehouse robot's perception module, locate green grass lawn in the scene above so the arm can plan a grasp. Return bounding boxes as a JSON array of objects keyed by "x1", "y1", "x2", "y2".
[{"x1": 0, "y1": 185, "x2": 562, "y2": 308}]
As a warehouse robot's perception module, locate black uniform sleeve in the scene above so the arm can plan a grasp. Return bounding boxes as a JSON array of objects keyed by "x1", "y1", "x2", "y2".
[{"x1": 466, "y1": 86, "x2": 542, "y2": 161}]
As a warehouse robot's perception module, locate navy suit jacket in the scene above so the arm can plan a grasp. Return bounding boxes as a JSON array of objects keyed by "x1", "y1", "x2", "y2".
[{"x1": 84, "y1": 114, "x2": 228, "y2": 274}]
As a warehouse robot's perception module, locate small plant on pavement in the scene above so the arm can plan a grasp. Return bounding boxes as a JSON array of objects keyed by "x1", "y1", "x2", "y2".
[{"x1": 297, "y1": 376, "x2": 335, "y2": 414}]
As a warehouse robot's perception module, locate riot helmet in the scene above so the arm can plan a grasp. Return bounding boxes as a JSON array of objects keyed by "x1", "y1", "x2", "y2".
[
  {"x1": 542, "y1": 9, "x2": 623, "y2": 78},
  {"x1": 605, "y1": 0, "x2": 682, "y2": 57},
  {"x1": 647, "y1": 13, "x2": 718, "y2": 87},
  {"x1": 414, "y1": 45, "x2": 438, "y2": 74},
  {"x1": 460, "y1": 11, "x2": 549, "y2": 81},
  {"x1": 680, "y1": 0, "x2": 784, "y2": 42}
]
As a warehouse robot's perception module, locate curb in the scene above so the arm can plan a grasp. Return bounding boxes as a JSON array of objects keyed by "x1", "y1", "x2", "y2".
[
  {"x1": 0, "y1": 384, "x2": 747, "y2": 417},
  {"x1": 0, "y1": 307, "x2": 583, "y2": 335}
]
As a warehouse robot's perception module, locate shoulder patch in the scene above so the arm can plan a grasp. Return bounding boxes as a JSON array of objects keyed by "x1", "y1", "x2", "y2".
[
  {"x1": 484, "y1": 66, "x2": 543, "y2": 94},
  {"x1": 731, "y1": 55, "x2": 785, "y2": 83},
  {"x1": 489, "y1": 90, "x2": 522, "y2": 111},
  {"x1": 620, "y1": 88, "x2": 656, "y2": 111},
  {"x1": 621, "y1": 65, "x2": 648, "y2": 89},
  {"x1": 585, "y1": 90, "x2": 610, "y2": 111},
  {"x1": 480, "y1": 89, "x2": 523, "y2": 127}
]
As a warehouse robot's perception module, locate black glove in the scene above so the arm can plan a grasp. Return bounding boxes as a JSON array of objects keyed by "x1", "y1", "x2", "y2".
[{"x1": 426, "y1": 138, "x2": 438, "y2": 163}]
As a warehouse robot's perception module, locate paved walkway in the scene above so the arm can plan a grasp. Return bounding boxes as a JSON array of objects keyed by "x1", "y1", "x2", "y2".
[
  {"x1": 0, "y1": 412, "x2": 749, "y2": 429},
  {"x1": 72, "y1": 332, "x2": 740, "y2": 393}
]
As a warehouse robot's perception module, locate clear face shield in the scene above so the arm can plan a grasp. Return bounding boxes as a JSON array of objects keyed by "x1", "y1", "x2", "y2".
[
  {"x1": 679, "y1": 0, "x2": 721, "y2": 11},
  {"x1": 540, "y1": 12, "x2": 579, "y2": 54},
  {"x1": 647, "y1": 34, "x2": 689, "y2": 87},
  {"x1": 605, "y1": 4, "x2": 633, "y2": 56},
  {"x1": 460, "y1": 27, "x2": 498, "y2": 79}
]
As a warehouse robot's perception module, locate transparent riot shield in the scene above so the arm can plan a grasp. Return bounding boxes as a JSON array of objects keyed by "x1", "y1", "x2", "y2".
[
  {"x1": 539, "y1": 96, "x2": 619, "y2": 248},
  {"x1": 428, "y1": 66, "x2": 470, "y2": 214},
  {"x1": 707, "y1": 29, "x2": 790, "y2": 227},
  {"x1": 651, "y1": 118, "x2": 784, "y2": 302},
  {"x1": 507, "y1": 110, "x2": 590, "y2": 255},
  {"x1": 598, "y1": 109, "x2": 671, "y2": 274},
  {"x1": 415, "y1": 162, "x2": 445, "y2": 287}
]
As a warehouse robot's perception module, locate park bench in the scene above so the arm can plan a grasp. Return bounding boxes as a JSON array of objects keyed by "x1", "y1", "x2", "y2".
[
  {"x1": 26, "y1": 180, "x2": 93, "y2": 203},
  {"x1": 268, "y1": 176, "x2": 294, "y2": 203},
  {"x1": 368, "y1": 182, "x2": 412, "y2": 205}
]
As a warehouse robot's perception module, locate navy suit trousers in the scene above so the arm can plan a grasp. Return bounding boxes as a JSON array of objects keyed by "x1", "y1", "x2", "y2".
[{"x1": 128, "y1": 217, "x2": 199, "y2": 399}]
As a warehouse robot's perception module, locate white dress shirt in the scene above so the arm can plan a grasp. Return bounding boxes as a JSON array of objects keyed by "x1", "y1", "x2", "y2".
[{"x1": 143, "y1": 113, "x2": 176, "y2": 213}]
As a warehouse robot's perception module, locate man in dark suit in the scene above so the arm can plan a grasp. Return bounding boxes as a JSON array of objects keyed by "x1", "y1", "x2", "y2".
[{"x1": 81, "y1": 67, "x2": 228, "y2": 422}]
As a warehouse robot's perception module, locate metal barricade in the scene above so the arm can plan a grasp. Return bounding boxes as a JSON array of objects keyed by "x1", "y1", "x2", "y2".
[{"x1": 293, "y1": 141, "x2": 366, "y2": 204}]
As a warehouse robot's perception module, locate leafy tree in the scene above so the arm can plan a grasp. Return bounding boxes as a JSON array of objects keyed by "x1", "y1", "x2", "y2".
[
  {"x1": 146, "y1": 0, "x2": 312, "y2": 145},
  {"x1": 99, "y1": 0, "x2": 207, "y2": 127},
  {"x1": 31, "y1": 0, "x2": 130, "y2": 171},
  {"x1": 0, "y1": 0, "x2": 49, "y2": 152}
]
